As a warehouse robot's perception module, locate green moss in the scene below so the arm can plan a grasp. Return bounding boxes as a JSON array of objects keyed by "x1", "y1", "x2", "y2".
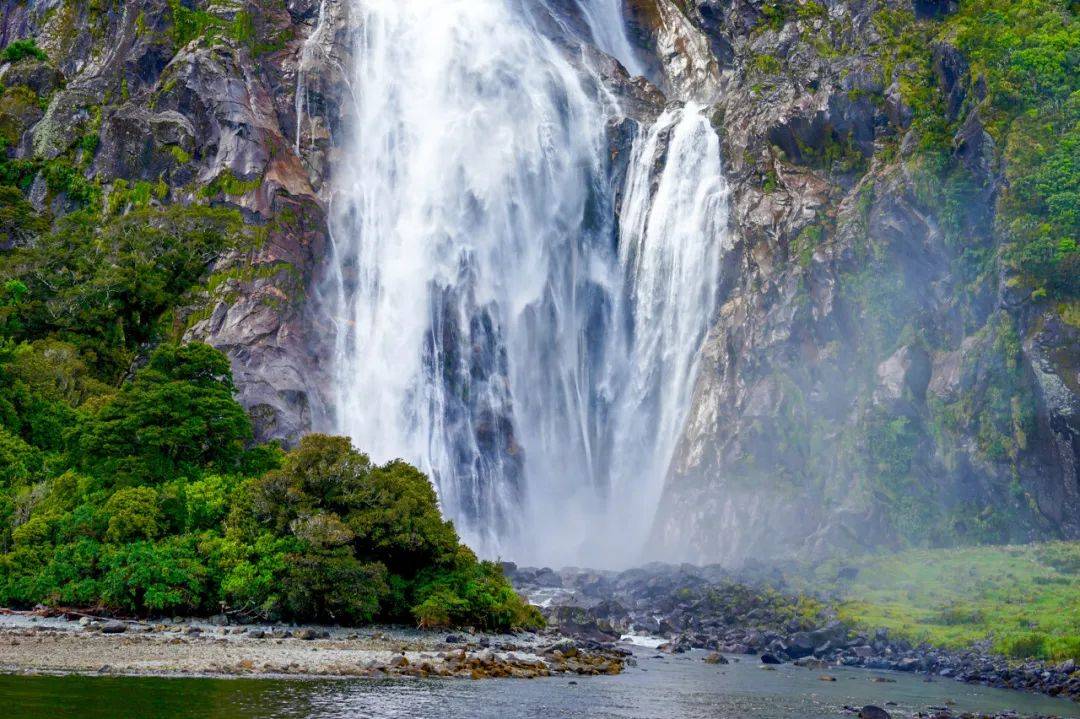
[
  {"x1": 755, "y1": 1, "x2": 790, "y2": 33},
  {"x1": 792, "y1": 224, "x2": 824, "y2": 267},
  {"x1": 0, "y1": 86, "x2": 44, "y2": 147},
  {"x1": 0, "y1": 40, "x2": 48, "y2": 65},
  {"x1": 200, "y1": 170, "x2": 262, "y2": 198},
  {"x1": 167, "y1": 3, "x2": 282, "y2": 55},
  {"x1": 797, "y1": 129, "x2": 868, "y2": 176},
  {"x1": 872, "y1": 0, "x2": 1079, "y2": 300},
  {"x1": 808, "y1": 543, "x2": 1080, "y2": 662},
  {"x1": 763, "y1": 168, "x2": 779, "y2": 193},
  {"x1": 106, "y1": 179, "x2": 162, "y2": 215},
  {"x1": 751, "y1": 53, "x2": 783, "y2": 76},
  {"x1": 167, "y1": 145, "x2": 192, "y2": 164},
  {"x1": 1058, "y1": 301, "x2": 1080, "y2": 328},
  {"x1": 41, "y1": 160, "x2": 101, "y2": 210},
  {"x1": 796, "y1": 1, "x2": 828, "y2": 21}
]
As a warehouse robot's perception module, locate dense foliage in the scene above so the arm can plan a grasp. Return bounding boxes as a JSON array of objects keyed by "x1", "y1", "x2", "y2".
[
  {"x1": 0, "y1": 338, "x2": 539, "y2": 629},
  {"x1": 879, "y1": 0, "x2": 1078, "y2": 299},
  {"x1": 0, "y1": 202, "x2": 538, "y2": 629}
]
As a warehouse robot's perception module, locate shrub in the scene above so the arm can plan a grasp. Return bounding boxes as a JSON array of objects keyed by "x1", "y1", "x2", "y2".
[
  {"x1": 79, "y1": 343, "x2": 253, "y2": 482},
  {"x1": 103, "y1": 487, "x2": 161, "y2": 543},
  {"x1": 99, "y1": 536, "x2": 209, "y2": 613},
  {"x1": 997, "y1": 632, "x2": 1049, "y2": 660},
  {"x1": 411, "y1": 546, "x2": 544, "y2": 631},
  {"x1": 281, "y1": 549, "x2": 388, "y2": 624},
  {"x1": 929, "y1": 604, "x2": 987, "y2": 626},
  {"x1": 0, "y1": 40, "x2": 47, "y2": 64},
  {"x1": 229, "y1": 435, "x2": 542, "y2": 629},
  {"x1": 3, "y1": 206, "x2": 241, "y2": 377}
]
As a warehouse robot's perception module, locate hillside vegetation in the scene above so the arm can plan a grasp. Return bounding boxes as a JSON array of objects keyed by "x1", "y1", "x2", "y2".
[
  {"x1": 0, "y1": 208, "x2": 538, "y2": 629},
  {"x1": 800, "y1": 543, "x2": 1080, "y2": 662}
]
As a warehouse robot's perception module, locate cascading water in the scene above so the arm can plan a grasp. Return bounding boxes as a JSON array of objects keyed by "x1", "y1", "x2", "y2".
[
  {"x1": 324, "y1": 0, "x2": 729, "y2": 566},
  {"x1": 576, "y1": 0, "x2": 646, "y2": 77}
]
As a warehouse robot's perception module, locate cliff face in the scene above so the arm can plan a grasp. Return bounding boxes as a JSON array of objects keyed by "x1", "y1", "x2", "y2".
[
  {"x1": 632, "y1": 0, "x2": 1079, "y2": 562},
  {"x1": 0, "y1": 0, "x2": 347, "y2": 444},
  {"x1": 2, "y1": 0, "x2": 1075, "y2": 563}
]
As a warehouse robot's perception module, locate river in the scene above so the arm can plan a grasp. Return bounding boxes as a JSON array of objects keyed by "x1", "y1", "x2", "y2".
[{"x1": 4, "y1": 648, "x2": 1078, "y2": 719}]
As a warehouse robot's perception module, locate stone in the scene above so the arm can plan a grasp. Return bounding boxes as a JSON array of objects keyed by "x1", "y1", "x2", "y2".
[
  {"x1": 859, "y1": 707, "x2": 891, "y2": 719},
  {"x1": 786, "y1": 632, "x2": 815, "y2": 659},
  {"x1": 100, "y1": 621, "x2": 128, "y2": 635}
]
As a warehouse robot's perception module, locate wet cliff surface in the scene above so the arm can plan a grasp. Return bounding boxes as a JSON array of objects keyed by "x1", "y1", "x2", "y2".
[
  {"x1": 0, "y1": 0, "x2": 345, "y2": 445},
  {"x1": 1, "y1": 0, "x2": 1075, "y2": 563},
  {"x1": 634, "y1": 0, "x2": 1079, "y2": 562}
]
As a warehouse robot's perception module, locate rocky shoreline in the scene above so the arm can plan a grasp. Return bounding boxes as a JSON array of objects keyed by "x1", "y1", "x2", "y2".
[
  {"x1": 0, "y1": 605, "x2": 1075, "y2": 719},
  {"x1": 507, "y1": 564, "x2": 1080, "y2": 707},
  {"x1": 0, "y1": 611, "x2": 625, "y2": 680}
]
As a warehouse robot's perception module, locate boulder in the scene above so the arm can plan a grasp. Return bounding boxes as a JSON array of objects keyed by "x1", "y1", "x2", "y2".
[
  {"x1": 786, "y1": 632, "x2": 816, "y2": 659},
  {"x1": 100, "y1": 621, "x2": 128, "y2": 635},
  {"x1": 859, "y1": 707, "x2": 891, "y2": 719}
]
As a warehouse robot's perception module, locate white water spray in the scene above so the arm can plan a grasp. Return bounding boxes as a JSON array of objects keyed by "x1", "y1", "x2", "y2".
[
  {"x1": 577, "y1": 0, "x2": 646, "y2": 76},
  {"x1": 325, "y1": 0, "x2": 728, "y2": 566}
]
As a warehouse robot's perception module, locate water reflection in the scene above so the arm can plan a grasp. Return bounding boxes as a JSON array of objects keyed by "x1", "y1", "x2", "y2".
[{"x1": 3, "y1": 650, "x2": 1078, "y2": 719}]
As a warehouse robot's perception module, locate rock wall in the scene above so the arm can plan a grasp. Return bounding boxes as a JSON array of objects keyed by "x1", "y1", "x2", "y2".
[
  {"x1": 0, "y1": 0, "x2": 350, "y2": 444},
  {"x1": 3, "y1": 0, "x2": 1075, "y2": 562},
  {"x1": 630, "y1": 0, "x2": 1080, "y2": 563}
]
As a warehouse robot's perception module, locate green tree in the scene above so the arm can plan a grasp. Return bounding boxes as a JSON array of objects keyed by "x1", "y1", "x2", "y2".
[
  {"x1": 79, "y1": 343, "x2": 253, "y2": 483},
  {"x1": 103, "y1": 487, "x2": 161, "y2": 543},
  {"x1": 3, "y1": 206, "x2": 240, "y2": 376}
]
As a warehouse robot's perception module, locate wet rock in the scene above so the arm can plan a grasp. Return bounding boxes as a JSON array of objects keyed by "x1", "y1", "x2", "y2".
[
  {"x1": 100, "y1": 621, "x2": 128, "y2": 635},
  {"x1": 786, "y1": 632, "x2": 816, "y2": 659},
  {"x1": 859, "y1": 707, "x2": 891, "y2": 719}
]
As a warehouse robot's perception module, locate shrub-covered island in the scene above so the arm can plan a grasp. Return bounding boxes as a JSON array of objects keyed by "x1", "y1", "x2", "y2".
[{"x1": 0, "y1": 225, "x2": 539, "y2": 629}]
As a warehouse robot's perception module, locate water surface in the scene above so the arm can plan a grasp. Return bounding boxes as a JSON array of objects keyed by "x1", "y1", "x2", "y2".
[{"x1": 4, "y1": 649, "x2": 1078, "y2": 718}]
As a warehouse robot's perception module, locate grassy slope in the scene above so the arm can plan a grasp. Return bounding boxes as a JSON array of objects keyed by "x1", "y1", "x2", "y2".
[{"x1": 794, "y1": 542, "x2": 1080, "y2": 662}]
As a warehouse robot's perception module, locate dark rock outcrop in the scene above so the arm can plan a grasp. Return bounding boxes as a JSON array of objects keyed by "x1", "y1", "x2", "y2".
[
  {"x1": 0, "y1": 0, "x2": 343, "y2": 444},
  {"x1": 637, "y1": 0, "x2": 1080, "y2": 563}
]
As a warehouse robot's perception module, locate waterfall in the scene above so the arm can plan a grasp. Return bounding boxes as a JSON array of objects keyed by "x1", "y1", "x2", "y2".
[
  {"x1": 575, "y1": 0, "x2": 646, "y2": 77},
  {"x1": 295, "y1": 0, "x2": 331, "y2": 154},
  {"x1": 325, "y1": 0, "x2": 728, "y2": 566}
]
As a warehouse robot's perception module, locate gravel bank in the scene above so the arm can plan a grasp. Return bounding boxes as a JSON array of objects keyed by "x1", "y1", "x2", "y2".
[{"x1": 0, "y1": 614, "x2": 625, "y2": 679}]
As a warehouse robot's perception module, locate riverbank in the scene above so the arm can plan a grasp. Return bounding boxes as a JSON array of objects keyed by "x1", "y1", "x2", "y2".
[
  {"x1": 1, "y1": 613, "x2": 1076, "y2": 718},
  {"x1": 506, "y1": 558, "x2": 1080, "y2": 705},
  {"x1": 0, "y1": 614, "x2": 624, "y2": 679},
  {"x1": 3, "y1": 644, "x2": 1077, "y2": 719}
]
